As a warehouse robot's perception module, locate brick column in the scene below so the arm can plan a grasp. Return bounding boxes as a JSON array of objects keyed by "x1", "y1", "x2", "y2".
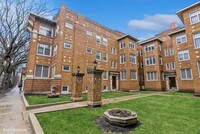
[
  {"x1": 87, "y1": 69, "x2": 103, "y2": 107},
  {"x1": 71, "y1": 73, "x2": 85, "y2": 102}
]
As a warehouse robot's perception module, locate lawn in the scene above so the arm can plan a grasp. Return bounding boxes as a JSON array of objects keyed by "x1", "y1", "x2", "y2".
[
  {"x1": 37, "y1": 93, "x2": 200, "y2": 134},
  {"x1": 165, "y1": 91, "x2": 194, "y2": 97},
  {"x1": 26, "y1": 91, "x2": 155, "y2": 105}
]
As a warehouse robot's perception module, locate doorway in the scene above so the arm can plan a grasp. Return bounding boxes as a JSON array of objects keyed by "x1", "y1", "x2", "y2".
[
  {"x1": 169, "y1": 77, "x2": 176, "y2": 89},
  {"x1": 112, "y1": 76, "x2": 117, "y2": 90}
]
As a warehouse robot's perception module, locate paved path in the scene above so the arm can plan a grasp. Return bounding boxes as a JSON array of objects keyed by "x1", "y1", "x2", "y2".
[
  {"x1": 27, "y1": 92, "x2": 164, "y2": 114},
  {"x1": 0, "y1": 87, "x2": 32, "y2": 134}
]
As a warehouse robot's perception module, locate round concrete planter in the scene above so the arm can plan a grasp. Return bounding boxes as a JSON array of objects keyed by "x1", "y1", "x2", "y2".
[{"x1": 104, "y1": 108, "x2": 138, "y2": 127}]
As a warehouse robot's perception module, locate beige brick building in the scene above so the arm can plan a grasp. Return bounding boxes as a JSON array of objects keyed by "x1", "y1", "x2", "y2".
[{"x1": 24, "y1": 2, "x2": 200, "y2": 96}]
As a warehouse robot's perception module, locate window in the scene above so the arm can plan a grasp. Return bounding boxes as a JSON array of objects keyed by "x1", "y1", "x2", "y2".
[
  {"x1": 62, "y1": 86, "x2": 69, "y2": 93},
  {"x1": 119, "y1": 42, "x2": 125, "y2": 49},
  {"x1": 35, "y1": 65, "x2": 49, "y2": 78},
  {"x1": 161, "y1": 73, "x2": 165, "y2": 81},
  {"x1": 52, "y1": 66, "x2": 56, "y2": 77},
  {"x1": 85, "y1": 68, "x2": 92, "y2": 73},
  {"x1": 145, "y1": 56, "x2": 156, "y2": 66},
  {"x1": 62, "y1": 65, "x2": 70, "y2": 71},
  {"x1": 85, "y1": 86, "x2": 88, "y2": 92},
  {"x1": 64, "y1": 42, "x2": 72, "y2": 49},
  {"x1": 103, "y1": 85, "x2": 108, "y2": 91},
  {"x1": 120, "y1": 71, "x2": 126, "y2": 80},
  {"x1": 197, "y1": 61, "x2": 200, "y2": 77},
  {"x1": 103, "y1": 71, "x2": 108, "y2": 80},
  {"x1": 141, "y1": 75, "x2": 144, "y2": 81},
  {"x1": 55, "y1": 25, "x2": 59, "y2": 36},
  {"x1": 120, "y1": 54, "x2": 126, "y2": 64},
  {"x1": 66, "y1": 22, "x2": 73, "y2": 29},
  {"x1": 165, "y1": 49, "x2": 169, "y2": 56},
  {"x1": 145, "y1": 44, "x2": 154, "y2": 52},
  {"x1": 176, "y1": 35, "x2": 187, "y2": 44},
  {"x1": 103, "y1": 38, "x2": 108, "y2": 45},
  {"x1": 39, "y1": 25, "x2": 52, "y2": 37},
  {"x1": 172, "y1": 62, "x2": 176, "y2": 70},
  {"x1": 147, "y1": 72, "x2": 157, "y2": 81},
  {"x1": 130, "y1": 71, "x2": 137, "y2": 80},
  {"x1": 86, "y1": 31, "x2": 92, "y2": 36},
  {"x1": 190, "y1": 10, "x2": 200, "y2": 24},
  {"x1": 193, "y1": 33, "x2": 200, "y2": 48},
  {"x1": 158, "y1": 45, "x2": 161, "y2": 51},
  {"x1": 170, "y1": 48, "x2": 174, "y2": 55},
  {"x1": 53, "y1": 45, "x2": 58, "y2": 56},
  {"x1": 139, "y1": 50, "x2": 143, "y2": 56},
  {"x1": 86, "y1": 48, "x2": 92, "y2": 54},
  {"x1": 103, "y1": 53, "x2": 108, "y2": 62},
  {"x1": 130, "y1": 55, "x2": 136, "y2": 64},
  {"x1": 129, "y1": 42, "x2": 135, "y2": 49},
  {"x1": 37, "y1": 44, "x2": 51, "y2": 56},
  {"x1": 166, "y1": 63, "x2": 170, "y2": 70},
  {"x1": 178, "y1": 50, "x2": 190, "y2": 61},
  {"x1": 140, "y1": 62, "x2": 143, "y2": 68},
  {"x1": 96, "y1": 35, "x2": 101, "y2": 44},
  {"x1": 159, "y1": 58, "x2": 163, "y2": 65},
  {"x1": 113, "y1": 48, "x2": 117, "y2": 55},
  {"x1": 180, "y1": 68, "x2": 193, "y2": 80},
  {"x1": 111, "y1": 61, "x2": 117, "y2": 68},
  {"x1": 96, "y1": 51, "x2": 101, "y2": 60}
]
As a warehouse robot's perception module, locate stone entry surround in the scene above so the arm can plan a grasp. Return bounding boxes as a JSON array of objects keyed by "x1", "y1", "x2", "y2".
[
  {"x1": 87, "y1": 69, "x2": 103, "y2": 107},
  {"x1": 71, "y1": 73, "x2": 85, "y2": 102}
]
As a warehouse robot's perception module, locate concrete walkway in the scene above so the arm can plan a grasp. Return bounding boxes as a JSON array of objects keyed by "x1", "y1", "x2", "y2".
[
  {"x1": 27, "y1": 92, "x2": 164, "y2": 114},
  {"x1": 0, "y1": 87, "x2": 32, "y2": 134}
]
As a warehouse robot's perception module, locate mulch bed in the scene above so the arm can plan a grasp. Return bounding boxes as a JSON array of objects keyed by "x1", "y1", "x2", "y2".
[
  {"x1": 108, "y1": 109, "x2": 132, "y2": 117},
  {"x1": 95, "y1": 116, "x2": 141, "y2": 134}
]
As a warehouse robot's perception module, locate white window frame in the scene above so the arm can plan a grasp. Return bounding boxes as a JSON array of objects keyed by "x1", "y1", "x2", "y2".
[
  {"x1": 62, "y1": 65, "x2": 71, "y2": 72},
  {"x1": 165, "y1": 49, "x2": 169, "y2": 56},
  {"x1": 120, "y1": 70, "x2": 126, "y2": 80},
  {"x1": 180, "y1": 68, "x2": 193, "y2": 80},
  {"x1": 96, "y1": 35, "x2": 101, "y2": 44},
  {"x1": 103, "y1": 71, "x2": 108, "y2": 80},
  {"x1": 53, "y1": 45, "x2": 58, "y2": 56},
  {"x1": 166, "y1": 63, "x2": 170, "y2": 70},
  {"x1": 197, "y1": 61, "x2": 200, "y2": 77},
  {"x1": 120, "y1": 54, "x2": 126, "y2": 64},
  {"x1": 160, "y1": 58, "x2": 163, "y2": 65},
  {"x1": 66, "y1": 22, "x2": 73, "y2": 29},
  {"x1": 103, "y1": 85, "x2": 108, "y2": 91},
  {"x1": 145, "y1": 44, "x2": 154, "y2": 52},
  {"x1": 96, "y1": 51, "x2": 101, "y2": 60},
  {"x1": 37, "y1": 43, "x2": 51, "y2": 57},
  {"x1": 34, "y1": 65, "x2": 50, "y2": 78},
  {"x1": 86, "y1": 48, "x2": 92, "y2": 54},
  {"x1": 62, "y1": 85, "x2": 69, "y2": 94},
  {"x1": 111, "y1": 61, "x2": 117, "y2": 69},
  {"x1": 52, "y1": 66, "x2": 56, "y2": 77},
  {"x1": 130, "y1": 70, "x2": 137, "y2": 80},
  {"x1": 119, "y1": 42, "x2": 125, "y2": 49},
  {"x1": 39, "y1": 25, "x2": 53, "y2": 37},
  {"x1": 171, "y1": 62, "x2": 176, "y2": 70},
  {"x1": 86, "y1": 31, "x2": 93, "y2": 36},
  {"x1": 130, "y1": 55, "x2": 136, "y2": 64},
  {"x1": 161, "y1": 73, "x2": 165, "y2": 81},
  {"x1": 190, "y1": 10, "x2": 200, "y2": 24},
  {"x1": 129, "y1": 42, "x2": 135, "y2": 49},
  {"x1": 193, "y1": 33, "x2": 200, "y2": 48},
  {"x1": 145, "y1": 56, "x2": 156, "y2": 66},
  {"x1": 64, "y1": 42, "x2": 72, "y2": 49},
  {"x1": 176, "y1": 35, "x2": 187, "y2": 44},
  {"x1": 147, "y1": 72, "x2": 157, "y2": 81},
  {"x1": 178, "y1": 50, "x2": 190, "y2": 61},
  {"x1": 103, "y1": 53, "x2": 108, "y2": 62},
  {"x1": 103, "y1": 38, "x2": 108, "y2": 45},
  {"x1": 170, "y1": 48, "x2": 174, "y2": 55}
]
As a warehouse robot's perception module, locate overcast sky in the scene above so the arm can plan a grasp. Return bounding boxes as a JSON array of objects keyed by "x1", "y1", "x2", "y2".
[{"x1": 48, "y1": 0, "x2": 198, "y2": 41}]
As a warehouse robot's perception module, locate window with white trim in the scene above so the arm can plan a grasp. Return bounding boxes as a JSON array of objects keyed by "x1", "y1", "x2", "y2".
[
  {"x1": 161, "y1": 73, "x2": 165, "y2": 81},
  {"x1": 159, "y1": 58, "x2": 163, "y2": 65},
  {"x1": 96, "y1": 51, "x2": 101, "y2": 60},
  {"x1": 165, "y1": 49, "x2": 169, "y2": 56},
  {"x1": 111, "y1": 61, "x2": 117, "y2": 68},
  {"x1": 197, "y1": 61, "x2": 200, "y2": 77},
  {"x1": 147, "y1": 72, "x2": 157, "y2": 81},
  {"x1": 103, "y1": 85, "x2": 108, "y2": 91},
  {"x1": 176, "y1": 35, "x2": 187, "y2": 44},
  {"x1": 172, "y1": 62, "x2": 176, "y2": 70},
  {"x1": 119, "y1": 42, "x2": 125, "y2": 49},
  {"x1": 145, "y1": 44, "x2": 154, "y2": 52},
  {"x1": 64, "y1": 42, "x2": 72, "y2": 49},
  {"x1": 180, "y1": 68, "x2": 193, "y2": 80},
  {"x1": 178, "y1": 50, "x2": 190, "y2": 61},
  {"x1": 62, "y1": 86, "x2": 69, "y2": 92},
  {"x1": 190, "y1": 10, "x2": 200, "y2": 24},
  {"x1": 35, "y1": 65, "x2": 49, "y2": 78},
  {"x1": 170, "y1": 48, "x2": 174, "y2": 55},
  {"x1": 120, "y1": 54, "x2": 126, "y2": 64},
  {"x1": 193, "y1": 33, "x2": 200, "y2": 48},
  {"x1": 86, "y1": 48, "x2": 92, "y2": 54},
  {"x1": 37, "y1": 44, "x2": 51, "y2": 56},
  {"x1": 66, "y1": 22, "x2": 73, "y2": 29},
  {"x1": 166, "y1": 63, "x2": 170, "y2": 70},
  {"x1": 120, "y1": 71, "x2": 126, "y2": 80},
  {"x1": 139, "y1": 50, "x2": 143, "y2": 56},
  {"x1": 39, "y1": 25, "x2": 52, "y2": 37},
  {"x1": 53, "y1": 45, "x2": 58, "y2": 56},
  {"x1": 85, "y1": 86, "x2": 88, "y2": 92},
  {"x1": 103, "y1": 71, "x2": 108, "y2": 80},
  {"x1": 145, "y1": 56, "x2": 156, "y2": 66},
  {"x1": 113, "y1": 48, "x2": 116, "y2": 55},
  {"x1": 130, "y1": 71, "x2": 137, "y2": 80},
  {"x1": 130, "y1": 55, "x2": 136, "y2": 64},
  {"x1": 103, "y1": 38, "x2": 108, "y2": 45},
  {"x1": 158, "y1": 45, "x2": 161, "y2": 51},
  {"x1": 52, "y1": 66, "x2": 56, "y2": 77},
  {"x1": 129, "y1": 42, "x2": 135, "y2": 49},
  {"x1": 103, "y1": 53, "x2": 108, "y2": 62},
  {"x1": 86, "y1": 31, "x2": 92, "y2": 36},
  {"x1": 96, "y1": 35, "x2": 101, "y2": 44},
  {"x1": 62, "y1": 65, "x2": 70, "y2": 71}
]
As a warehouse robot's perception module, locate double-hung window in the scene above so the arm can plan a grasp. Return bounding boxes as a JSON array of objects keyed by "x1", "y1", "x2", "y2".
[
  {"x1": 170, "y1": 48, "x2": 174, "y2": 55},
  {"x1": 193, "y1": 33, "x2": 200, "y2": 48},
  {"x1": 129, "y1": 42, "x2": 135, "y2": 49},
  {"x1": 172, "y1": 62, "x2": 176, "y2": 70},
  {"x1": 130, "y1": 55, "x2": 136, "y2": 64},
  {"x1": 145, "y1": 56, "x2": 156, "y2": 66},
  {"x1": 37, "y1": 43, "x2": 51, "y2": 56},
  {"x1": 147, "y1": 72, "x2": 157, "y2": 81},
  {"x1": 120, "y1": 71, "x2": 126, "y2": 80},
  {"x1": 119, "y1": 42, "x2": 125, "y2": 49},
  {"x1": 103, "y1": 38, "x2": 108, "y2": 45},
  {"x1": 66, "y1": 22, "x2": 73, "y2": 29},
  {"x1": 130, "y1": 71, "x2": 137, "y2": 80},
  {"x1": 190, "y1": 10, "x2": 200, "y2": 24},
  {"x1": 86, "y1": 31, "x2": 92, "y2": 36},
  {"x1": 145, "y1": 44, "x2": 154, "y2": 52},
  {"x1": 176, "y1": 35, "x2": 187, "y2": 44},
  {"x1": 96, "y1": 51, "x2": 101, "y2": 60},
  {"x1": 180, "y1": 68, "x2": 193, "y2": 80},
  {"x1": 166, "y1": 63, "x2": 170, "y2": 70},
  {"x1": 165, "y1": 49, "x2": 169, "y2": 56},
  {"x1": 197, "y1": 61, "x2": 200, "y2": 77},
  {"x1": 178, "y1": 50, "x2": 190, "y2": 61},
  {"x1": 39, "y1": 25, "x2": 52, "y2": 37},
  {"x1": 35, "y1": 65, "x2": 49, "y2": 78},
  {"x1": 120, "y1": 54, "x2": 126, "y2": 64},
  {"x1": 103, "y1": 71, "x2": 108, "y2": 80},
  {"x1": 103, "y1": 53, "x2": 108, "y2": 62},
  {"x1": 96, "y1": 35, "x2": 101, "y2": 44}
]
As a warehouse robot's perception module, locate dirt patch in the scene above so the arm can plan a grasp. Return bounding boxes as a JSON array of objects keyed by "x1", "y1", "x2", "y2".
[
  {"x1": 108, "y1": 109, "x2": 132, "y2": 117},
  {"x1": 95, "y1": 116, "x2": 141, "y2": 134}
]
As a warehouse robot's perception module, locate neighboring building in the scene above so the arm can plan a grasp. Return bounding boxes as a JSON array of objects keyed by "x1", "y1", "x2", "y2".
[{"x1": 24, "y1": 2, "x2": 200, "y2": 96}]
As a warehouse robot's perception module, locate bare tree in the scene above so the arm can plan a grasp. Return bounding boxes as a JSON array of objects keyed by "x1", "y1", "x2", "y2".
[{"x1": 0, "y1": 0, "x2": 54, "y2": 90}]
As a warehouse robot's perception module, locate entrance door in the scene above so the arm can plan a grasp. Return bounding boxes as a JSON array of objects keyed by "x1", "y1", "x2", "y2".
[
  {"x1": 112, "y1": 76, "x2": 117, "y2": 90},
  {"x1": 169, "y1": 77, "x2": 176, "y2": 89}
]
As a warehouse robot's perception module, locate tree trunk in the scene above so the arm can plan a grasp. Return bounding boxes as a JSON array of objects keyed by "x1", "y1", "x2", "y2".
[{"x1": 1, "y1": 72, "x2": 12, "y2": 90}]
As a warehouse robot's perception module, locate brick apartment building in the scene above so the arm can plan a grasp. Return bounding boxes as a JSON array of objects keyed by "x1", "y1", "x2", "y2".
[{"x1": 24, "y1": 2, "x2": 200, "y2": 95}]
